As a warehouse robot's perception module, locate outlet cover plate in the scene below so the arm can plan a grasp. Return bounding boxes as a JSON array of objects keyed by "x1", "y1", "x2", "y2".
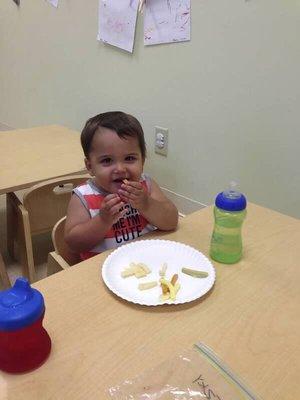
[{"x1": 155, "y1": 126, "x2": 168, "y2": 156}]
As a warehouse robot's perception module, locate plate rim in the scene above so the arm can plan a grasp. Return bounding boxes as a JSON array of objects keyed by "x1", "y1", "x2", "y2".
[{"x1": 101, "y1": 239, "x2": 216, "y2": 306}]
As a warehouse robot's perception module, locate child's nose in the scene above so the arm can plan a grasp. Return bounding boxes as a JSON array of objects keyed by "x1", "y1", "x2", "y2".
[{"x1": 115, "y1": 162, "x2": 126, "y2": 173}]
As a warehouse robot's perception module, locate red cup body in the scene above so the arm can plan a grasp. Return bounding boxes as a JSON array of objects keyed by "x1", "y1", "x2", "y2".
[{"x1": 0, "y1": 312, "x2": 51, "y2": 373}]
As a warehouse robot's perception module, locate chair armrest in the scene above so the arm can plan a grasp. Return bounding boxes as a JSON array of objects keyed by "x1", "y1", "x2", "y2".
[{"x1": 47, "y1": 251, "x2": 70, "y2": 276}]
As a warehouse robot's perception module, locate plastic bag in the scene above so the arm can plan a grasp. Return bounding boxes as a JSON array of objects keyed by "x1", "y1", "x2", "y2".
[{"x1": 108, "y1": 342, "x2": 261, "y2": 399}]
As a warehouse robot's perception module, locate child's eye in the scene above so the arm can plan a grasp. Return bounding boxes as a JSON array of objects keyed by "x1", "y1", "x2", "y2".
[
  {"x1": 100, "y1": 158, "x2": 112, "y2": 165},
  {"x1": 125, "y1": 156, "x2": 137, "y2": 162}
]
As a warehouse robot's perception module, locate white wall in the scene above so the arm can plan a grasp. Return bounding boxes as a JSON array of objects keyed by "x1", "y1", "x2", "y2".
[{"x1": 1, "y1": 0, "x2": 299, "y2": 218}]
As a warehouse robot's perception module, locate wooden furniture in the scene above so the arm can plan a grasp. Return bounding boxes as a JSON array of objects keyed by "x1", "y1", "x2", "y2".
[
  {"x1": 0, "y1": 204, "x2": 299, "y2": 400},
  {"x1": 47, "y1": 214, "x2": 185, "y2": 277},
  {"x1": 0, "y1": 125, "x2": 85, "y2": 195},
  {"x1": 0, "y1": 125, "x2": 86, "y2": 283},
  {"x1": 0, "y1": 252, "x2": 10, "y2": 289},
  {"x1": 47, "y1": 216, "x2": 80, "y2": 276},
  {"x1": 6, "y1": 175, "x2": 88, "y2": 283}
]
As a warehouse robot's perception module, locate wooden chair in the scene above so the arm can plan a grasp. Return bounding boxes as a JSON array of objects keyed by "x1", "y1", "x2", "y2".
[
  {"x1": 0, "y1": 251, "x2": 11, "y2": 290},
  {"x1": 47, "y1": 216, "x2": 80, "y2": 276},
  {"x1": 6, "y1": 175, "x2": 88, "y2": 283}
]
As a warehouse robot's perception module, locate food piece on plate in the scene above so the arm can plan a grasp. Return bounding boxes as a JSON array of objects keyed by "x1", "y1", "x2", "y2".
[
  {"x1": 174, "y1": 282, "x2": 181, "y2": 296},
  {"x1": 121, "y1": 263, "x2": 138, "y2": 278},
  {"x1": 121, "y1": 268, "x2": 136, "y2": 278},
  {"x1": 138, "y1": 262, "x2": 151, "y2": 274},
  {"x1": 159, "y1": 274, "x2": 181, "y2": 301},
  {"x1": 170, "y1": 274, "x2": 178, "y2": 286},
  {"x1": 181, "y1": 267, "x2": 208, "y2": 278},
  {"x1": 160, "y1": 293, "x2": 170, "y2": 301},
  {"x1": 134, "y1": 262, "x2": 151, "y2": 278},
  {"x1": 160, "y1": 278, "x2": 176, "y2": 301},
  {"x1": 134, "y1": 269, "x2": 148, "y2": 278},
  {"x1": 161, "y1": 282, "x2": 169, "y2": 295},
  {"x1": 159, "y1": 262, "x2": 168, "y2": 277},
  {"x1": 121, "y1": 262, "x2": 151, "y2": 278},
  {"x1": 138, "y1": 281, "x2": 158, "y2": 290},
  {"x1": 129, "y1": 262, "x2": 138, "y2": 270}
]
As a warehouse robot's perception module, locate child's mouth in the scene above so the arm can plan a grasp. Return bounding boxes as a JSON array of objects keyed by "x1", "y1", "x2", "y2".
[
  {"x1": 113, "y1": 178, "x2": 125, "y2": 183},
  {"x1": 112, "y1": 178, "x2": 127, "y2": 190}
]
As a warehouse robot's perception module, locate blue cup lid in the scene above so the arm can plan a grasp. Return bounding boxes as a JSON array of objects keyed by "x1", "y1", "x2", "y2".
[
  {"x1": 0, "y1": 277, "x2": 45, "y2": 331},
  {"x1": 215, "y1": 190, "x2": 247, "y2": 211}
]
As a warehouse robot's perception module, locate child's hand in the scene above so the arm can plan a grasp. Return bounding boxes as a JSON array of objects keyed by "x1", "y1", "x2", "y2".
[
  {"x1": 118, "y1": 180, "x2": 148, "y2": 211},
  {"x1": 100, "y1": 194, "x2": 125, "y2": 225}
]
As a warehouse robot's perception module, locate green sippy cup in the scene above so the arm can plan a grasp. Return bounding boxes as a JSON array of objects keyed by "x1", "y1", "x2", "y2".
[{"x1": 210, "y1": 182, "x2": 247, "y2": 264}]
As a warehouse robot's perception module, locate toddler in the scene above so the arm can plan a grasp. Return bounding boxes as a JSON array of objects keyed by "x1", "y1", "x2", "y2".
[{"x1": 65, "y1": 111, "x2": 178, "y2": 260}]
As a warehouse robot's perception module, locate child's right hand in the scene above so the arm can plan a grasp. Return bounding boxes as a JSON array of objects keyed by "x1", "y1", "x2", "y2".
[{"x1": 100, "y1": 194, "x2": 125, "y2": 225}]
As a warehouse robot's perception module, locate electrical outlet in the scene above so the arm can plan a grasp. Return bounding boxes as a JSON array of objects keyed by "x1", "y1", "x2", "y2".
[{"x1": 154, "y1": 126, "x2": 168, "y2": 156}]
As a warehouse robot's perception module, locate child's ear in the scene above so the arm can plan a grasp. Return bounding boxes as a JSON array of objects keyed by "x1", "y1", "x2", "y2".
[{"x1": 84, "y1": 158, "x2": 94, "y2": 176}]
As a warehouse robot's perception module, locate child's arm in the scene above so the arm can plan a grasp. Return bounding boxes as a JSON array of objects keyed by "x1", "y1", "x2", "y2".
[
  {"x1": 118, "y1": 178, "x2": 178, "y2": 231},
  {"x1": 64, "y1": 193, "x2": 125, "y2": 252}
]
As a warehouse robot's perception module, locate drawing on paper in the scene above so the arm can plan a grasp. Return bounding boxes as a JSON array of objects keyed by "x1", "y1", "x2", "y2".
[
  {"x1": 98, "y1": 0, "x2": 139, "y2": 53},
  {"x1": 144, "y1": 0, "x2": 191, "y2": 46},
  {"x1": 46, "y1": 0, "x2": 59, "y2": 7}
]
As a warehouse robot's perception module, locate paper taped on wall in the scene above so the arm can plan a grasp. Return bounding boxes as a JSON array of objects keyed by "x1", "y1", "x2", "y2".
[
  {"x1": 144, "y1": 0, "x2": 191, "y2": 46},
  {"x1": 97, "y1": 0, "x2": 139, "y2": 53}
]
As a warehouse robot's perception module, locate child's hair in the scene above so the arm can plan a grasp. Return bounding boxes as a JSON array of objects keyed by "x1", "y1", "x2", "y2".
[{"x1": 81, "y1": 111, "x2": 146, "y2": 160}]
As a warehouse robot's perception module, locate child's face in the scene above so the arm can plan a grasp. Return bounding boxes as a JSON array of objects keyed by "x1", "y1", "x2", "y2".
[{"x1": 85, "y1": 128, "x2": 144, "y2": 193}]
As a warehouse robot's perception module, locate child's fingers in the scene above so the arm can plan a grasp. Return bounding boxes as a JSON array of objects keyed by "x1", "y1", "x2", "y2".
[
  {"x1": 118, "y1": 188, "x2": 131, "y2": 199},
  {"x1": 105, "y1": 193, "x2": 119, "y2": 201},
  {"x1": 118, "y1": 191, "x2": 140, "y2": 204},
  {"x1": 103, "y1": 194, "x2": 121, "y2": 207},
  {"x1": 102, "y1": 195, "x2": 124, "y2": 213},
  {"x1": 119, "y1": 181, "x2": 144, "y2": 202},
  {"x1": 103, "y1": 202, "x2": 124, "y2": 218},
  {"x1": 118, "y1": 193, "x2": 128, "y2": 203},
  {"x1": 121, "y1": 181, "x2": 142, "y2": 190},
  {"x1": 118, "y1": 186, "x2": 143, "y2": 199}
]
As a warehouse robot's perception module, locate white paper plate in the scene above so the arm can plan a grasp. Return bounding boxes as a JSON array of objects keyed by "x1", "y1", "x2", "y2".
[{"x1": 101, "y1": 240, "x2": 216, "y2": 306}]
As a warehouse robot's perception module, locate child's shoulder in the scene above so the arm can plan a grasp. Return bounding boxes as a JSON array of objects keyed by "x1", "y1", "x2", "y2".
[
  {"x1": 140, "y1": 172, "x2": 150, "y2": 181},
  {"x1": 140, "y1": 172, "x2": 152, "y2": 192},
  {"x1": 75, "y1": 179, "x2": 106, "y2": 196},
  {"x1": 73, "y1": 179, "x2": 108, "y2": 212},
  {"x1": 74, "y1": 179, "x2": 92, "y2": 195}
]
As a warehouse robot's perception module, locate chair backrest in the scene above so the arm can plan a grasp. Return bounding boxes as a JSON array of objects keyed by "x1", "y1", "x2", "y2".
[
  {"x1": 0, "y1": 252, "x2": 11, "y2": 289},
  {"x1": 23, "y1": 174, "x2": 88, "y2": 234},
  {"x1": 52, "y1": 216, "x2": 80, "y2": 266}
]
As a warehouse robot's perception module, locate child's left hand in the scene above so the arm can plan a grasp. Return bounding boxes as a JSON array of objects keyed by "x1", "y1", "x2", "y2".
[{"x1": 118, "y1": 180, "x2": 148, "y2": 211}]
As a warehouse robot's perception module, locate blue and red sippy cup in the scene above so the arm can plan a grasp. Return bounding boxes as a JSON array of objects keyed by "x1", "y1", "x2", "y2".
[{"x1": 0, "y1": 277, "x2": 51, "y2": 373}]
